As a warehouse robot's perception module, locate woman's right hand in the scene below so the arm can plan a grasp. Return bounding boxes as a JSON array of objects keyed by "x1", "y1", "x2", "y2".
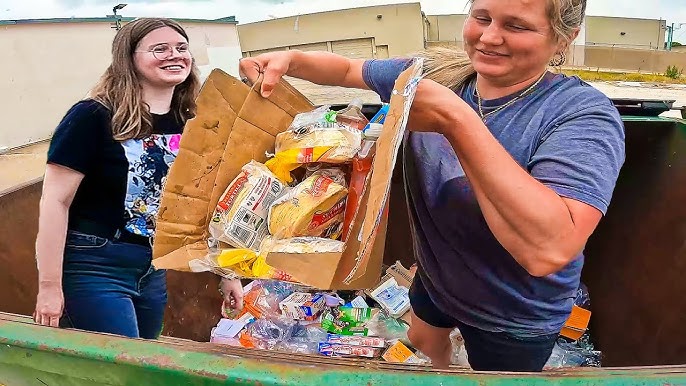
[
  {"x1": 34, "y1": 283, "x2": 64, "y2": 327},
  {"x1": 239, "y1": 51, "x2": 295, "y2": 99}
]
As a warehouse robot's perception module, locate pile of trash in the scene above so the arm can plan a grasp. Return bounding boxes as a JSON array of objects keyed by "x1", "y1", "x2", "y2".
[
  {"x1": 193, "y1": 99, "x2": 389, "y2": 282},
  {"x1": 209, "y1": 275, "x2": 602, "y2": 368},
  {"x1": 209, "y1": 261, "x2": 455, "y2": 364}
]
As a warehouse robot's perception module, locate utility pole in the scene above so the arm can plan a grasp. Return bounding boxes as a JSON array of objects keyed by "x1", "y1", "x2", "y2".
[{"x1": 667, "y1": 23, "x2": 674, "y2": 51}]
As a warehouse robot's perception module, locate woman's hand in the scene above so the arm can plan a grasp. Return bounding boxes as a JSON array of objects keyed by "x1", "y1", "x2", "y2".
[
  {"x1": 407, "y1": 79, "x2": 478, "y2": 135},
  {"x1": 219, "y1": 278, "x2": 244, "y2": 311},
  {"x1": 34, "y1": 282, "x2": 64, "y2": 327},
  {"x1": 239, "y1": 51, "x2": 295, "y2": 98}
]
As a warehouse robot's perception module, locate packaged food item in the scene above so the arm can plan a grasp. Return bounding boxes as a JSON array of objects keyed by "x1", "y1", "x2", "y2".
[
  {"x1": 318, "y1": 343, "x2": 382, "y2": 358},
  {"x1": 325, "y1": 334, "x2": 386, "y2": 348},
  {"x1": 321, "y1": 307, "x2": 374, "y2": 336},
  {"x1": 278, "y1": 292, "x2": 326, "y2": 321},
  {"x1": 265, "y1": 237, "x2": 344, "y2": 254},
  {"x1": 382, "y1": 341, "x2": 423, "y2": 364},
  {"x1": 265, "y1": 107, "x2": 362, "y2": 182},
  {"x1": 363, "y1": 103, "x2": 389, "y2": 131},
  {"x1": 370, "y1": 277, "x2": 411, "y2": 318},
  {"x1": 341, "y1": 126, "x2": 380, "y2": 241},
  {"x1": 209, "y1": 161, "x2": 286, "y2": 250},
  {"x1": 334, "y1": 98, "x2": 369, "y2": 131},
  {"x1": 268, "y1": 169, "x2": 348, "y2": 240}
]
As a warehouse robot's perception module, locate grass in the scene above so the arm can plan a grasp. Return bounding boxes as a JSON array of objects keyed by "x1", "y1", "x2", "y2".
[{"x1": 557, "y1": 68, "x2": 686, "y2": 84}]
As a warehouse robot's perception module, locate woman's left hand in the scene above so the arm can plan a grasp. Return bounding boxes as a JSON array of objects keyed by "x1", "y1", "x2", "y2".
[
  {"x1": 219, "y1": 278, "x2": 244, "y2": 311},
  {"x1": 407, "y1": 79, "x2": 476, "y2": 135}
]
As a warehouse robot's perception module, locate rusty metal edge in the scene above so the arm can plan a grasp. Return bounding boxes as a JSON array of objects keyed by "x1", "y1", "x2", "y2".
[{"x1": 1, "y1": 312, "x2": 685, "y2": 386}]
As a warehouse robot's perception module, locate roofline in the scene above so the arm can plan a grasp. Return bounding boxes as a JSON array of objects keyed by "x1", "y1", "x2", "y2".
[
  {"x1": 0, "y1": 16, "x2": 237, "y2": 26},
  {"x1": 425, "y1": 13, "x2": 665, "y2": 23},
  {"x1": 238, "y1": 2, "x2": 419, "y2": 25}
]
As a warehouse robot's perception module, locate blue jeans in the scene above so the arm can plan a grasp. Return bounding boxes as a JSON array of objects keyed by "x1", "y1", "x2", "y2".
[
  {"x1": 409, "y1": 271, "x2": 558, "y2": 371},
  {"x1": 60, "y1": 230, "x2": 167, "y2": 339}
]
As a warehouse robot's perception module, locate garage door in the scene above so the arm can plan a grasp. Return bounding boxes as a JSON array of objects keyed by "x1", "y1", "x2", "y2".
[
  {"x1": 247, "y1": 46, "x2": 288, "y2": 57},
  {"x1": 331, "y1": 38, "x2": 374, "y2": 59},
  {"x1": 289, "y1": 42, "x2": 328, "y2": 52},
  {"x1": 282, "y1": 42, "x2": 330, "y2": 96}
]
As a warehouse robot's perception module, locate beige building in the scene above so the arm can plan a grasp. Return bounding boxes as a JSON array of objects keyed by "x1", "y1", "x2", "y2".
[
  {"x1": 238, "y1": 3, "x2": 674, "y2": 73},
  {"x1": 239, "y1": 3, "x2": 425, "y2": 59},
  {"x1": 586, "y1": 16, "x2": 666, "y2": 50},
  {"x1": 1, "y1": 16, "x2": 242, "y2": 150}
]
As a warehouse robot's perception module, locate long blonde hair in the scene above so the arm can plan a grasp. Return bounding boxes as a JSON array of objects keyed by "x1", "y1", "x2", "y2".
[
  {"x1": 417, "y1": 0, "x2": 587, "y2": 91},
  {"x1": 89, "y1": 18, "x2": 200, "y2": 141}
]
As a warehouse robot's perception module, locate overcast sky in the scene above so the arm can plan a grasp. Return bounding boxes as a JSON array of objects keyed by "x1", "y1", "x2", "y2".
[{"x1": 3, "y1": 0, "x2": 686, "y2": 40}]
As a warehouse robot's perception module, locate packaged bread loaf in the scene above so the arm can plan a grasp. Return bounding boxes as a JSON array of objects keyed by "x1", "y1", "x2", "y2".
[
  {"x1": 209, "y1": 161, "x2": 286, "y2": 250},
  {"x1": 268, "y1": 168, "x2": 348, "y2": 240},
  {"x1": 265, "y1": 106, "x2": 362, "y2": 183}
]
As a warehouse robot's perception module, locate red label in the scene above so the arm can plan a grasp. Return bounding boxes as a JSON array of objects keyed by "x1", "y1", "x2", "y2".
[
  {"x1": 299, "y1": 148, "x2": 314, "y2": 163},
  {"x1": 217, "y1": 172, "x2": 249, "y2": 211},
  {"x1": 304, "y1": 175, "x2": 333, "y2": 198},
  {"x1": 308, "y1": 198, "x2": 346, "y2": 230}
]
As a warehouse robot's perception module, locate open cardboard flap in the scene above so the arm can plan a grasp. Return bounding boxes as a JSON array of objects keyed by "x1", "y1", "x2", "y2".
[{"x1": 153, "y1": 60, "x2": 424, "y2": 289}]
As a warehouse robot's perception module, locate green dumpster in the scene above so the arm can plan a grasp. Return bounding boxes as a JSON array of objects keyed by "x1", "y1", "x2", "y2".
[{"x1": 0, "y1": 103, "x2": 684, "y2": 385}]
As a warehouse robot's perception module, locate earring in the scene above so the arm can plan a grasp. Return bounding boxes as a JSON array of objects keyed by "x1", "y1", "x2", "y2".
[{"x1": 549, "y1": 52, "x2": 566, "y2": 67}]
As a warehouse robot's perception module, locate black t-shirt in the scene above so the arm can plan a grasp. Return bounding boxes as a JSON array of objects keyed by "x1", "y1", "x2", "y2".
[{"x1": 47, "y1": 99, "x2": 184, "y2": 238}]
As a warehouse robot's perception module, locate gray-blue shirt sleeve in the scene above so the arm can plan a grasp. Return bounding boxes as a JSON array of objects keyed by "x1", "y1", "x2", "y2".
[
  {"x1": 362, "y1": 58, "x2": 414, "y2": 102},
  {"x1": 529, "y1": 98, "x2": 626, "y2": 214}
]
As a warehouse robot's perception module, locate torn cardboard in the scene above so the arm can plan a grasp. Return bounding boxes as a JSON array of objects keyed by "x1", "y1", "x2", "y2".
[{"x1": 153, "y1": 60, "x2": 423, "y2": 290}]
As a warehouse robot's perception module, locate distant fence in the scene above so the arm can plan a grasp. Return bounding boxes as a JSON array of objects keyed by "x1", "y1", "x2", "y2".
[{"x1": 584, "y1": 45, "x2": 686, "y2": 73}]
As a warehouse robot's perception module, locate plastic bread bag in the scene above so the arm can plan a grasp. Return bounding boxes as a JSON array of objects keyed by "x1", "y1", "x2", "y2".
[
  {"x1": 209, "y1": 161, "x2": 287, "y2": 251},
  {"x1": 265, "y1": 106, "x2": 362, "y2": 183},
  {"x1": 268, "y1": 168, "x2": 348, "y2": 240}
]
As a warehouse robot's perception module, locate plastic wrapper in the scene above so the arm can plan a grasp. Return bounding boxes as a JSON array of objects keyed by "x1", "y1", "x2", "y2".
[
  {"x1": 318, "y1": 343, "x2": 383, "y2": 358},
  {"x1": 188, "y1": 246, "x2": 294, "y2": 282},
  {"x1": 265, "y1": 106, "x2": 362, "y2": 183},
  {"x1": 366, "y1": 310, "x2": 410, "y2": 346},
  {"x1": 265, "y1": 236, "x2": 345, "y2": 254},
  {"x1": 545, "y1": 334, "x2": 602, "y2": 368},
  {"x1": 209, "y1": 161, "x2": 286, "y2": 250},
  {"x1": 268, "y1": 169, "x2": 348, "y2": 239},
  {"x1": 321, "y1": 307, "x2": 375, "y2": 336}
]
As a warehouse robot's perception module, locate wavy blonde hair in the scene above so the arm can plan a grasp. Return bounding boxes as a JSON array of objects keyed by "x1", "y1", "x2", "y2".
[
  {"x1": 89, "y1": 18, "x2": 200, "y2": 141},
  {"x1": 418, "y1": 0, "x2": 586, "y2": 91}
]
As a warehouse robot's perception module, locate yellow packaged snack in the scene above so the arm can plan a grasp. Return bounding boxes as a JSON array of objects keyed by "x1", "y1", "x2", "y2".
[{"x1": 268, "y1": 169, "x2": 348, "y2": 239}]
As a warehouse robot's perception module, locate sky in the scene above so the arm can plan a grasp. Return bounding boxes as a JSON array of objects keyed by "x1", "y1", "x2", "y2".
[{"x1": 2, "y1": 0, "x2": 686, "y2": 40}]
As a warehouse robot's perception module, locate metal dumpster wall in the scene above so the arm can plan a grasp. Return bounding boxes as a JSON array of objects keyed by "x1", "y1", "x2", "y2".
[
  {"x1": 0, "y1": 183, "x2": 41, "y2": 317},
  {"x1": 0, "y1": 180, "x2": 224, "y2": 342},
  {"x1": 582, "y1": 119, "x2": 686, "y2": 367}
]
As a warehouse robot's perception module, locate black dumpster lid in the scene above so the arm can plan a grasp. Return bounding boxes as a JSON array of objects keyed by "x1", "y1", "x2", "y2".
[{"x1": 611, "y1": 98, "x2": 676, "y2": 117}]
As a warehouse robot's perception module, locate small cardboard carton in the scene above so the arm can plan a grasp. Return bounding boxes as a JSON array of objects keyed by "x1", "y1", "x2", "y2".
[{"x1": 151, "y1": 59, "x2": 423, "y2": 289}]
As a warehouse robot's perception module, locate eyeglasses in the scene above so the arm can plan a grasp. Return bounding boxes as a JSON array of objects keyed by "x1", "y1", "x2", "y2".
[{"x1": 136, "y1": 43, "x2": 191, "y2": 60}]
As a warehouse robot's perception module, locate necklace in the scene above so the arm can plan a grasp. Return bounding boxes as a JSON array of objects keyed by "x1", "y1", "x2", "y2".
[{"x1": 475, "y1": 72, "x2": 547, "y2": 122}]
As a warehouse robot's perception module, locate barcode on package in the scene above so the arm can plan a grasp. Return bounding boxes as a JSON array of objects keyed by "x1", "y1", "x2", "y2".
[
  {"x1": 229, "y1": 224, "x2": 256, "y2": 247},
  {"x1": 236, "y1": 207, "x2": 263, "y2": 230}
]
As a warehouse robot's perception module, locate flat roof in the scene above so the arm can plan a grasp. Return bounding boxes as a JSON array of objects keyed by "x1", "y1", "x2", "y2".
[{"x1": 0, "y1": 16, "x2": 237, "y2": 26}]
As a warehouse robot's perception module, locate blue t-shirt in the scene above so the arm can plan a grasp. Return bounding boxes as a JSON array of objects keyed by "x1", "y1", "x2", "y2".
[{"x1": 363, "y1": 58, "x2": 625, "y2": 336}]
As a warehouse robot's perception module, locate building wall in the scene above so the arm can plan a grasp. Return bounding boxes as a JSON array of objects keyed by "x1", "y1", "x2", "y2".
[
  {"x1": 585, "y1": 16, "x2": 666, "y2": 49},
  {"x1": 0, "y1": 19, "x2": 241, "y2": 150},
  {"x1": 238, "y1": 3, "x2": 425, "y2": 58}
]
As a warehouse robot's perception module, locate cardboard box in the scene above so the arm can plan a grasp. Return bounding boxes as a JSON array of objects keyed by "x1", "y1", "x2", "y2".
[
  {"x1": 382, "y1": 341, "x2": 423, "y2": 364},
  {"x1": 278, "y1": 292, "x2": 325, "y2": 320},
  {"x1": 151, "y1": 60, "x2": 423, "y2": 289}
]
